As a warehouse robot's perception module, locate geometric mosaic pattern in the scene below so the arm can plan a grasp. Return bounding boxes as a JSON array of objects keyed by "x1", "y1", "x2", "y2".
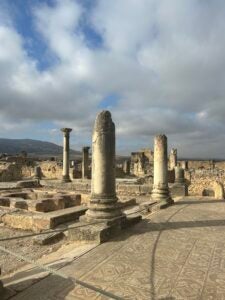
[{"x1": 11, "y1": 197, "x2": 225, "y2": 299}]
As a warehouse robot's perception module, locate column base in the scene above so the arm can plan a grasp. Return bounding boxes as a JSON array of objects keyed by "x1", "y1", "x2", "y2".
[
  {"x1": 61, "y1": 176, "x2": 72, "y2": 183},
  {"x1": 68, "y1": 214, "x2": 141, "y2": 243},
  {"x1": 151, "y1": 185, "x2": 174, "y2": 209},
  {"x1": 68, "y1": 198, "x2": 142, "y2": 243},
  {"x1": 84, "y1": 195, "x2": 124, "y2": 221}
]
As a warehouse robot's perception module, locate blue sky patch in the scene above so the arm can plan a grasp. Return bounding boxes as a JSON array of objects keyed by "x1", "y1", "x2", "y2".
[{"x1": 98, "y1": 93, "x2": 120, "y2": 109}]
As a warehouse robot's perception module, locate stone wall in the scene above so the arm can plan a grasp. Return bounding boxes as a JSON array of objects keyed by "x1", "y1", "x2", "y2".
[
  {"x1": 39, "y1": 161, "x2": 62, "y2": 179},
  {"x1": 184, "y1": 160, "x2": 215, "y2": 170},
  {"x1": 0, "y1": 163, "x2": 24, "y2": 181},
  {"x1": 185, "y1": 170, "x2": 225, "y2": 196},
  {"x1": 0, "y1": 161, "x2": 63, "y2": 181},
  {"x1": 130, "y1": 149, "x2": 153, "y2": 176}
]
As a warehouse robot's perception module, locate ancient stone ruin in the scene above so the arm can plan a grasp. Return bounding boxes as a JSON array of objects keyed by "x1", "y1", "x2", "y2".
[{"x1": 1, "y1": 109, "x2": 225, "y2": 298}]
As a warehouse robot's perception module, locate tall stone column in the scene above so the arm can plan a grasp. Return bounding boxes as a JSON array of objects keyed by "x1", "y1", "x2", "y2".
[
  {"x1": 61, "y1": 128, "x2": 72, "y2": 183},
  {"x1": 84, "y1": 110, "x2": 123, "y2": 221},
  {"x1": 151, "y1": 134, "x2": 173, "y2": 207},
  {"x1": 169, "y1": 148, "x2": 177, "y2": 170},
  {"x1": 82, "y1": 146, "x2": 90, "y2": 179}
]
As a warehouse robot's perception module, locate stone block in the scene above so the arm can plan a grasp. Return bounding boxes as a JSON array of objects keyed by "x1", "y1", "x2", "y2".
[
  {"x1": 74, "y1": 183, "x2": 89, "y2": 192},
  {"x1": 117, "y1": 184, "x2": 141, "y2": 195},
  {"x1": 0, "y1": 198, "x2": 10, "y2": 207},
  {"x1": 27, "y1": 200, "x2": 52, "y2": 212},
  {"x1": 55, "y1": 194, "x2": 81, "y2": 208},
  {"x1": 33, "y1": 231, "x2": 64, "y2": 245},
  {"x1": 170, "y1": 184, "x2": 188, "y2": 197},
  {"x1": 68, "y1": 223, "x2": 114, "y2": 243},
  {"x1": 33, "y1": 205, "x2": 87, "y2": 230},
  {"x1": 3, "y1": 192, "x2": 28, "y2": 199},
  {"x1": 2, "y1": 211, "x2": 34, "y2": 230},
  {"x1": 16, "y1": 180, "x2": 41, "y2": 188},
  {"x1": 140, "y1": 185, "x2": 152, "y2": 194},
  {"x1": 1, "y1": 206, "x2": 87, "y2": 231},
  {"x1": 9, "y1": 199, "x2": 28, "y2": 210},
  {"x1": 68, "y1": 214, "x2": 141, "y2": 243}
]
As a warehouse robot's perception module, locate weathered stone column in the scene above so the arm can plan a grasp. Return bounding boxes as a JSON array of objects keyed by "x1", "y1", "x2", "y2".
[
  {"x1": 61, "y1": 128, "x2": 72, "y2": 183},
  {"x1": 68, "y1": 111, "x2": 141, "y2": 243},
  {"x1": 169, "y1": 148, "x2": 177, "y2": 170},
  {"x1": 84, "y1": 111, "x2": 123, "y2": 221},
  {"x1": 151, "y1": 134, "x2": 173, "y2": 207},
  {"x1": 82, "y1": 146, "x2": 90, "y2": 179}
]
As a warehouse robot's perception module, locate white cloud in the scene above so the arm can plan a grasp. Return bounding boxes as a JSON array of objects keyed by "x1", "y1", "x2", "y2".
[{"x1": 0, "y1": 0, "x2": 225, "y2": 158}]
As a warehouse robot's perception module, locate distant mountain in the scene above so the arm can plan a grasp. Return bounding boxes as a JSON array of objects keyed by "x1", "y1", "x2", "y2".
[{"x1": 0, "y1": 138, "x2": 80, "y2": 158}]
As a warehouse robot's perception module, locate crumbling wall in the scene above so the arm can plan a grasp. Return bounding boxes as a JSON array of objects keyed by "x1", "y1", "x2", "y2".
[
  {"x1": 39, "y1": 161, "x2": 62, "y2": 179},
  {"x1": 186, "y1": 160, "x2": 215, "y2": 170},
  {"x1": 186, "y1": 170, "x2": 225, "y2": 196},
  {"x1": 0, "y1": 162, "x2": 35, "y2": 181},
  {"x1": 0, "y1": 163, "x2": 23, "y2": 181},
  {"x1": 130, "y1": 149, "x2": 153, "y2": 176}
]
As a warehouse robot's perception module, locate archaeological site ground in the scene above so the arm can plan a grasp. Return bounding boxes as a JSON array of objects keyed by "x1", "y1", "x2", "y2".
[{"x1": 0, "y1": 110, "x2": 225, "y2": 299}]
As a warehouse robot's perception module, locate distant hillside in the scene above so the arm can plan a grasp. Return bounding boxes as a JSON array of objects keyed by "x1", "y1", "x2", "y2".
[{"x1": 0, "y1": 138, "x2": 80, "y2": 158}]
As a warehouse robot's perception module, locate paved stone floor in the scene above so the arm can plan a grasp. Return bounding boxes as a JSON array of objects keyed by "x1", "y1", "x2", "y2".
[{"x1": 4, "y1": 196, "x2": 225, "y2": 299}]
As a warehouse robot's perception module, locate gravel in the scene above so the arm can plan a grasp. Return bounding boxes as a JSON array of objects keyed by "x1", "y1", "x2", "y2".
[{"x1": 0, "y1": 225, "x2": 64, "y2": 275}]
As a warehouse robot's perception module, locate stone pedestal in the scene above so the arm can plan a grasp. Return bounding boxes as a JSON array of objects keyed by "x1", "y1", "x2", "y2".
[
  {"x1": 82, "y1": 146, "x2": 90, "y2": 179},
  {"x1": 61, "y1": 128, "x2": 72, "y2": 183},
  {"x1": 69, "y1": 111, "x2": 141, "y2": 243},
  {"x1": 175, "y1": 166, "x2": 185, "y2": 184},
  {"x1": 151, "y1": 135, "x2": 173, "y2": 208}
]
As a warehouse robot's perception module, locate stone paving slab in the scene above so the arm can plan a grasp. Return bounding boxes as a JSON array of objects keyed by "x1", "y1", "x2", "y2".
[{"x1": 5, "y1": 196, "x2": 225, "y2": 299}]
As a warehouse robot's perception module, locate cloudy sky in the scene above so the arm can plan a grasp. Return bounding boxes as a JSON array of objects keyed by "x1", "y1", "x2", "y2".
[{"x1": 0, "y1": 0, "x2": 225, "y2": 158}]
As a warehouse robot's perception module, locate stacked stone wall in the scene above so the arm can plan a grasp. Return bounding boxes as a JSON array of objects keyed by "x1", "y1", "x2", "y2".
[
  {"x1": 185, "y1": 170, "x2": 225, "y2": 196},
  {"x1": 0, "y1": 163, "x2": 23, "y2": 181},
  {"x1": 39, "y1": 161, "x2": 62, "y2": 179}
]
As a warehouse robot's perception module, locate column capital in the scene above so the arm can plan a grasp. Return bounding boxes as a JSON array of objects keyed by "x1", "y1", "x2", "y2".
[
  {"x1": 82, "y1": 146, "x2": 90, "y2": 152},
  {"x1": 61, "y1": 128, "x2": 72, "y2": 136}
]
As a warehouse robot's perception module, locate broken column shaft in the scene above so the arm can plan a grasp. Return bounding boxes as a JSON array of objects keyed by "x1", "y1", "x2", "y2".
[
  {"x1": 85, "y1": 110, "x2": 123, "y2": 221},
  {"x1": 68, "y1": 110, "x2": 141, "y2": 243},
  {"x1": 169, "y1": 148, "x2": 177, "y2": 170},
  {"x1": 61, "y1": 128, "x2": 72, "y2": 183},
  {"x1": 151, "y1": 134, "x2": 173, "y2": 207}
]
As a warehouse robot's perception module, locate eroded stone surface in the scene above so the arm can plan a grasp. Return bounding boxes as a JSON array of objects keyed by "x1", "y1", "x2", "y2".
[{"x1": 85, "y1": 111, "x2": 123, "y2": 221}]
